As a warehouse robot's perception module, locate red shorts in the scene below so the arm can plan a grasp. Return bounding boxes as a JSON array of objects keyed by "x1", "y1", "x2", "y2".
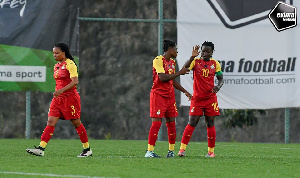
[
  {"x1": 189, "y1": 96, "x2": 220, "y2": 116},
  {"x1": 150, "y1": 91, "x2": 178, "y2": 118},
  {"x1": 48, "y1": 92, "x2": 81, "y2": 120}
]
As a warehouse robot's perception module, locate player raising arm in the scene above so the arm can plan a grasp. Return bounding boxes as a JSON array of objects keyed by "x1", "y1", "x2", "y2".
[{"x1": 178, "y1": 41, "x2": 224, "y2": 158}]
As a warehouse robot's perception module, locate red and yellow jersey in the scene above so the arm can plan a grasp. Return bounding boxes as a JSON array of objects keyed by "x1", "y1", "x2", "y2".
[
  {"x1": 151, "y1": 55, "x2": 176, "y2": 97},
  {"x1": 53, "y1": 58, "x2": 78, "y2": 96},
  {"x1": 189, "y1": 58, "x2": 222, "y2": 99}
]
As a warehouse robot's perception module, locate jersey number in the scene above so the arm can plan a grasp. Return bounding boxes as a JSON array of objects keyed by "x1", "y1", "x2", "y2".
[
  {"x1": 202, "y1": 68, "x2": 209, "y2": 77},
  {"x1": 211, "y1": 102, "x2": 219, "y2": 112},
  {"x1": 71, "y1": 105, "x2": 76, "y2": 116}
]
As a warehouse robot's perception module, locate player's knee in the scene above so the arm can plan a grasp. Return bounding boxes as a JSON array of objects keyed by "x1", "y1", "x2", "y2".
[
  {"x1": 47, "y1": 120, "x2": 56, "y2": 126},
  {"x1": 188, "y1": 117, "x2": 199, "y2": 127},
  {"x1": 206, "y1": 120, "x2": 214, "y2": 127}
]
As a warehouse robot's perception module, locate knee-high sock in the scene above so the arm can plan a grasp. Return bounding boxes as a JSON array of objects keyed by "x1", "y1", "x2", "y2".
[
  {"x1": 147, "y1": 121, "x2": 162, "y2": 151},
  {"x1": 40, "y1": 126, "x2": 55, "y2": 148},
  {"x1": 76, "y1": 123, "x2": 89, "y2": 148},
  {"x1": 180, "y1": 124, "x2": 195, "y2": 150},
  {"x1": 207, "y1": 126, "x2": 216, "y2": 152},
  {"x1": 166, "y1": 121, "x2": 176, "y2": 151}
]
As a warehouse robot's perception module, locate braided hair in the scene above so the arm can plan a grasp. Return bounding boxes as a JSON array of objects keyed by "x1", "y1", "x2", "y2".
[
  {"x1": 201, "y1": 41, "x2": 215, "y2": 51},
  {"x1": 163, "y1": 40, "x2": 176, "y2": 52},
  {"x1": 54, "y1": 43, "x2": 76, "y2": 66}
]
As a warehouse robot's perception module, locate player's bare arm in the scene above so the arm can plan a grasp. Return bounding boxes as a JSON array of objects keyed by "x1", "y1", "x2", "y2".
[
  {"x1": 212, "y1": 74, "x2": 224, "y2": 93},
  {"x1": 173, "y1": 79, "x2": 192, "y2": 100},
  {"x1": 53, "y1": 77, "x2": 79, "y2": 97},
  {"x1": 158, "y1": 67, "x2": 190, "y2": 82}
]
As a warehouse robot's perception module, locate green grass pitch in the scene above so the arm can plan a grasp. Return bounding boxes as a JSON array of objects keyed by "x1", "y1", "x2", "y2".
[{"x1": 0, "y1": 139, "x2": 299, "y2": 178}]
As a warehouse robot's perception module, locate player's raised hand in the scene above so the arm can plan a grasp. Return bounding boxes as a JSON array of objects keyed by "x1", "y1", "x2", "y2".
[{"x1": 192, "y1": 45, "x2": 200, "y2": 57}]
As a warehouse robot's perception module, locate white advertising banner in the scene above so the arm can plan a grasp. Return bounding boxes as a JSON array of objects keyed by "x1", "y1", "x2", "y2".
[
  {"x1": 0, "y1": 65, "x2": 46, "y2": 82},
  {"x1": 177, "y1": 0, "x2": 299, "y2": 109}
]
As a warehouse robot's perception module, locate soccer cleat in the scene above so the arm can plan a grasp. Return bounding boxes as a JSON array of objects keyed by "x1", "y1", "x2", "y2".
[
  {"x1": 26, "y1": 146, "x2": 45, "y2": 156},
  {"x1": 166, "y1": 150, "x2": 175, "y2": 158},
  {"x1": 145, "y1": 150, "x2": 161, "y2": 158},
  {"x1": 178, "y1": 149, "x2": 185, "y2": 157},
  {"x1": 205, "y1": 152, "x2": 215, "y2": 157},
  {"x1": 77, "y1": 147, "x2": 92, "y2": 157}
]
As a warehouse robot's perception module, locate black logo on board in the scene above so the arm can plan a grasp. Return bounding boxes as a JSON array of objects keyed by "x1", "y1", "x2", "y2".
[
  {"x1": 268, "y1": 2, "x2": 297, "y2": 31},
  {"x1": 207, "y1": 0, "x2": 293, "y2": 29}
]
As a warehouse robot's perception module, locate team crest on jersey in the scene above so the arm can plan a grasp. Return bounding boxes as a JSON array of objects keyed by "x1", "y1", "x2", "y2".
[
  {"x1": 157, "y1": 110, "x2": 161, "y2": 115},
  {"x1": 191, "y1": 107, "x2": 195, "y2": 113},
  {"x1": 210, "y1": 64, "x2": 215, "y2": 69}
]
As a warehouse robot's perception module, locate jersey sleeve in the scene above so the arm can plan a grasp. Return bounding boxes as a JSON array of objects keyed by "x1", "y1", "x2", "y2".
[
  {"x1": 188, "y1": 58, "x2": 197, "y2": 70},
  {"x1": 214, "y1": 59, "x2": 223, "y2": 76},
  {"x1": 66, "y1": 59, "x2": 78, "y2": 78},
  {"x1": 153, "y1": 57, "x2": 165, "y2": 74}
]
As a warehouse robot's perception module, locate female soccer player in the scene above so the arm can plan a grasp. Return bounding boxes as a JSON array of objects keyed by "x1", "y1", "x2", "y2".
[
  {"x1": 178, "y1": 41, "x2": 224, "y2": 158},
  {"x1": 145, "y1": 40, "x2": 199, "y2": 158},
  {"x1": 26, "y1": 43, "x2": 92, "y2": 157}
]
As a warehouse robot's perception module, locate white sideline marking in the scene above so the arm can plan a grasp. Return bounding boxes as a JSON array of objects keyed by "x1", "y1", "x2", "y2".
[{"x1": 0, "y1": 171, "x2": 111, "y2": 178}]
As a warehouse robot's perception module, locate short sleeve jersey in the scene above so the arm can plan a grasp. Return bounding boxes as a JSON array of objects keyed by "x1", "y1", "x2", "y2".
[
  {"x1": 53, "y1": 58, "x2": 78, "y2": 96},
  {"x1": 189, "y1": 58, "x2": 222, "y2": 99},
  {"x1": 151, "y1": 55, "x2": 176, "y2": 97}
]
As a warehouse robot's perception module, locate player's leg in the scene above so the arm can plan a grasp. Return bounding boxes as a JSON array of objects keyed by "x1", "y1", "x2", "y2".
[
  {"x1": 204, "y1": 96, "x2": 219, "y2": 157},
  {"x1": 145, "y1": 117, "x2": 162, "y2": 158},
  {"x1": 164, "y1": 97, "x2": 178, "y2": 158},
  {"x1": 26, "y1": 116, "x2": 59, "y2": 156},
  {"x1": 145, "y1": 92, "x2": 165, "y2": 158},
  {"x1": 71, "y1": 118, "x2": 92, "y2": 157},
  {"x1": 178, "y1": 115, "x2": 201, "y2": 156},
  {"x1": 205, "y1": 116, "x2": 216, "y2": 157},
  {"x1": 165, "y1": 117, "x2": 176, "y2": 158}
]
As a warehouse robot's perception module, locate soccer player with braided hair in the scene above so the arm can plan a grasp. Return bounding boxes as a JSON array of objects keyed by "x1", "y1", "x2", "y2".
[
  {"x1": 26, "y1": 43, "x2": 92, "y2": 157},
  {"x1": 145, "y1": 40, "x2": 199, "y2": 158},
  {"x1": 178, "y1": 41, "x2": 224, "y2": 157}
]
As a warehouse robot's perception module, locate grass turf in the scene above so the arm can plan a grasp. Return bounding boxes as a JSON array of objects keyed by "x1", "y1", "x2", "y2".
[{"x1": 0, "y1": 139, "x2": 299, "y2": 178}]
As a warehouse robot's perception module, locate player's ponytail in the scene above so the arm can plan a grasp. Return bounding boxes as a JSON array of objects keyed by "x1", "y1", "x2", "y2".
[{"x1": 54, "y1": 43, "x2": 77, "y2": 66}]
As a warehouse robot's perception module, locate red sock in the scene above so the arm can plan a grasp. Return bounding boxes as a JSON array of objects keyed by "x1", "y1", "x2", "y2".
[
  {"x1": 76, "y1": 123, "x2": 89, "y2": 143},
  {"x1": 181, "y1": 124, "x2": 195, "y2": 145},
  {"x1": 148, "y1": 121, "x2": 162, "y2": 146},
  {"x1": 41, "y1": 126, "x2": 55, "y2": 143},
  {"x1": 207, "y1": 126, "x2": 216, "y2": 148},
  {"x1": 166, "y1": 122, "x2": 176, "y2": 144}
]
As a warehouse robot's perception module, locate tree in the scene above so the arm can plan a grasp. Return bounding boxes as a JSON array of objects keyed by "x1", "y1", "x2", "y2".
[{"x1": 222, "y1": 109, "x2": 266, "y2": 129}]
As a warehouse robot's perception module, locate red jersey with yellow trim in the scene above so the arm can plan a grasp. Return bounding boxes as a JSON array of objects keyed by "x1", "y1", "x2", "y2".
[
  {"x1": 151, "y1": 55, "x2": 176, "y2": 97},
  {"x1": 189, "y1": 58, "x2": 222, "y2": 99},
  {"x1": 53, "y1": 58, "x2": 78, "y2": 96}
]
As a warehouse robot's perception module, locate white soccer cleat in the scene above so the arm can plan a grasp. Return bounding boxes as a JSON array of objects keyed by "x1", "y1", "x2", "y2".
[
  {"x1": 178, "y1": 149, "x2": 186, "y2": 157},
  {"x1": 145, "y1": 150, "x2": 161, "y2": 158},
  {"x1": 26, "y1": 146, "x2": 45, "y2": 156},
  {"x1": 77, "y1": 147, "x2": 92, "y2": 157},
  {"x1": 205, "y1": 152, "x2": 215, "y2": 157}
]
